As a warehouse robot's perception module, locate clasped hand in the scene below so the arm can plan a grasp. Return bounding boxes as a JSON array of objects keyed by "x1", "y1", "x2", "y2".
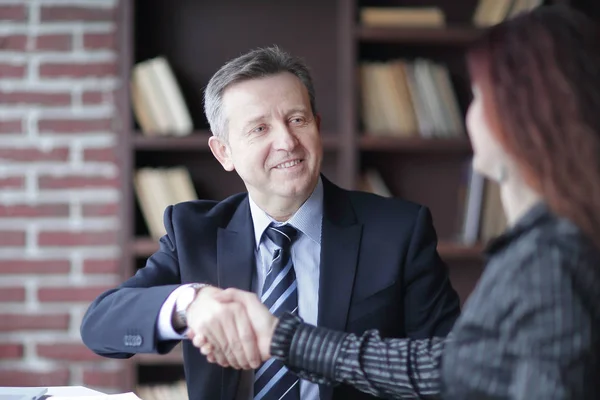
[{"x1": 185, "y1": 287, "x2": 278, "y2": 369}]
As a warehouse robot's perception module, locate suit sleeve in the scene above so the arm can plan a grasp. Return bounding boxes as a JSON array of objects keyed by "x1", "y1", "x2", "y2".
[
  {"x1": 80, "y1": 205, "x2": 183, "y2": 358},
  {"x1": 403, "y1": 206, "x2": 461, "y2": 338}
]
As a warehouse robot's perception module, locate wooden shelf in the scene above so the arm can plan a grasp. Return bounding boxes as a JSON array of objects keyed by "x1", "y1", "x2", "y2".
[
  {"x1": 132, "y1": 131, "x2": 211, "y2": 150},
  {"x1": 359, "y1": 135, "x2": 472, "y2": 152},
  {"x1": 133, "y1": 131, "x2": 340, "y2": 151},
  {"x1": 438, "y1": 241, "x2": 484, "y2": 260},
  {"x1": 135, "y1": 345, "x2": 183, "y2": 365},
  {"x1": 133, "y1": 237, "x2": 483, "y2": 260},
  {"x1": 357, "y1": 26, "x2": 482, "y2": 44}
]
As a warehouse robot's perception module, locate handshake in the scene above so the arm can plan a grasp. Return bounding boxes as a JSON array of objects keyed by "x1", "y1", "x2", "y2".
[{"x1": 184, "y1": 287, "x2": 279, "y2": 369}]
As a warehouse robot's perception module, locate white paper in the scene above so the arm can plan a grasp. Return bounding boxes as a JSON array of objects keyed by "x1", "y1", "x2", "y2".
[{"x1": 49, "y1": 393, "x2": 142, "y2": 400}]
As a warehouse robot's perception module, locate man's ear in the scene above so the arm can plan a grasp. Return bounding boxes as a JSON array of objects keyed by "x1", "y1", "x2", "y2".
[
  {"x1": 208, "y1": 136, "x2": 235, "y2": 171},
  {"x1": 315, "y1": 113, "x2": 321, "y2": 130}
]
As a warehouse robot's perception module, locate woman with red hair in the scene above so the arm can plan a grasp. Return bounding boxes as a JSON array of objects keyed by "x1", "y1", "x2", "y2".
[{"x1": 198, "y1": 5, "x2": 600, "y2": 399}]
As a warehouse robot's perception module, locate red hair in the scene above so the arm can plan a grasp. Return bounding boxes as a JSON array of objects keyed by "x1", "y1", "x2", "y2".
[{"x1": 466, "y1": 5, "x2": 600, "y2": 247}]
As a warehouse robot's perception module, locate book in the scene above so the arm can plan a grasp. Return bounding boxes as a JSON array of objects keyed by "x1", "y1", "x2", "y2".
[
  {"x1": 131, "y1": 56, "x2": 193, "y2": 136},
  {"x1": 360, "y1": 7, "x2": 445, "y2": 27}
]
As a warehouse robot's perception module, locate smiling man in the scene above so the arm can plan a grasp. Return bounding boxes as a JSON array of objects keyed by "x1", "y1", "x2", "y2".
[{"x1": 80, "y1": 46, "x2": 460, "y2": 400}]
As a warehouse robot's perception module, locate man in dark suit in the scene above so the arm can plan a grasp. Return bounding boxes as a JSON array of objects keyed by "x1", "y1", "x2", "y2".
[{"x1": 80, "y1": 46, "x2": 460, "y2": 400}]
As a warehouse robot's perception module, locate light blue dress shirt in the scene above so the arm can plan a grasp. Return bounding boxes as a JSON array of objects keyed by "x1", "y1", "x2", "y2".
[{"x1": 236, "y1": 177, "x2": 323, "y2": 400}]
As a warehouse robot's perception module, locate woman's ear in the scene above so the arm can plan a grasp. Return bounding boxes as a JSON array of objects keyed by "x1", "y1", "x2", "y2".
[{"x1": 208, "y1": 136, "x2": 235, "y2": 171}]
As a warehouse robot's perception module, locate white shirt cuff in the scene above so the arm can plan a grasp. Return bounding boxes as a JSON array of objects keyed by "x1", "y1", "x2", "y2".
[{"x1": 156, "y1": 284, "x2": 194, "y2": 341}]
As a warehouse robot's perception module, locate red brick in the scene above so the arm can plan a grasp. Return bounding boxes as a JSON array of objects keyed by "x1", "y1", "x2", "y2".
[
  {"x1": 37, "y1": 285, "x2": 112, "y2": 303},
  {"x1": 83, "y1": 203, "x2": 118, "y2": 217},
  {"x1": 0, "y1": 119, "x2": 22, "y2": 134},
  {"x1": 0, "y1": 176, "x2": 25, "y2": 189},
  {"x1": 0, "y1": 313, "x2": 70, "y2": 332},
  {"x1": 38, "y1": 230, "x2": 118, "y2": 246},
  {"x1": 35, "y1": 34, "x2": 72, "y2": 51},
  {"x1": 38, "y1": 343, "x2": 103, "y2": 362},
  {"x1": 83, "y1": 32, "x2": 116, "y2": 50},
  {"x1": 38, "y1": 176, "x2": 118, "y2": 189},
  {"x1": 83, "y1": 258, "x2": 120, "y2": 274},
  {"x1": 0, "y1": 259, "x2": 70, "y2": 274},
  {"x1": 81, "y1": 91, "x2": 106, "y2": 105},
  {"x1": 0, "y1": 62, "x2": 26, "y2": 79},
  {"x1": 83, "y1": 367, "x2": 126, "y2": 388},
  {"x1": 39, "y1": 61, "x2": 116, "y2": 78},
  {"x1": 0, "y1": 90, "x2": 71, "y2": 106},
  {"x1": 0, "y1": 230, "x2": 26, "y2": 246},
  {"x1": 0, "y1": 368, "x2": 70, "y2": 386},
  {"x1": 37, "y1": 285, "x2": 111, "y2": 302},
  {"x1": 0, "y1": 204, "x2": 69, "y2": 218},
  {"x1": 38, "y1": 117, "x2": 112, "y2": 134},
  {"x1": 0, "y1": 147, "x2": 69, "y2": 162},
  {"x1": 41, "y1": 6, "x2": 115, "y2": 22},
  {"x1": 83, "y1": 147, "x2": 117, "y2": 163},
  {"x1": 0, "y1": 35, "x2": 27, "y2": 51},
  {"x1": 0, "y1": 287, "x2": 25, "y2": 302},
  {"x1": 0, "y1": 344, "x2": 23, "y2": 359},
  {"x1": 0, "y1": 5, "x2": 27, "y2": 22}
]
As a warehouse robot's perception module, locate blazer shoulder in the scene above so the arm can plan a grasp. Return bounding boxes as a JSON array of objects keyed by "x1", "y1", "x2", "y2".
[{"x1": 347, "y1": 189, "x2": 425, "y2": 220}]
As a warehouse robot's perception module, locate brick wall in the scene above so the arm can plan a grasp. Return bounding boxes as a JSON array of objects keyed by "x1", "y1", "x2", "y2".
[{"x1": 0, "y1": 0, "x2": 124, "y2": 393}]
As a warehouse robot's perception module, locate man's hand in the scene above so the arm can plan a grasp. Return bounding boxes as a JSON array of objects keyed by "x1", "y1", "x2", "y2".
[
  {"x1": 185, "y1": 286, "x2": 261, "y2": 370},
  {"x1": 193, "y1": 288, "x2": 279, "y2": 368}
]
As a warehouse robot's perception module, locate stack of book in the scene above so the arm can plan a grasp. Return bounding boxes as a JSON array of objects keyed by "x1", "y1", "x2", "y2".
[
  {"x1": 473, "y1": 0, "x2": 544, "y2": 26},
  {"x1": 131, "y1": 56, "x2": 193, "y2": 136},
  {"x1": 136, "y1": 380, "x2": 187, "y2": 400},
  {"x1": 359, "y1": 7, "x2": 445, "y2": 28},
  {"x1": 459, "y1": 164, "x2": 507, "y2": 244},
  {"x1": 360, "y1": 59, "x2": 464, "y2": 138},
  {"x1": 134, "y1": 167, "x2": 198, "y2": 239}
]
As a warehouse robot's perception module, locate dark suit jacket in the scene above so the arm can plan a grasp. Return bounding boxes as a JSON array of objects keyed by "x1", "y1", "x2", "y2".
[{"x1": 80, "y1": 176, "x2": 460, "y2": 400}]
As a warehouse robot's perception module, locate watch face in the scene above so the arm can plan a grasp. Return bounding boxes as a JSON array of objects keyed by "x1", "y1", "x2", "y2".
[{"x1": 177, "y1": 287, "x2": 197, "y2": 312}]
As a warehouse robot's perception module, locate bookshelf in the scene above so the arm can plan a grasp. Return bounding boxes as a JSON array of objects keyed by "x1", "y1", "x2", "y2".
[{"x1": 115, "y1": 0, "x2": 576, "y2": 395}]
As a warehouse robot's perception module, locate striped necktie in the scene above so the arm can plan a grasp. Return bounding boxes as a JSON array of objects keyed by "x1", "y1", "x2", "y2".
[{"x1": 254, "y1": 224, "x2": 300, "y2": 400}]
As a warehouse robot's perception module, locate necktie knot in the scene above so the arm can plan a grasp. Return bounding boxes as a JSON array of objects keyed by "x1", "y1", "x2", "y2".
[{"x1": 265, "y1": 224, "x2": 297, "y2": 249}]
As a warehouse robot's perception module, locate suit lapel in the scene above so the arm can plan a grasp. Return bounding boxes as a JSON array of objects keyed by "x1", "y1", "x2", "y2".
[
  {"x1": 318, "y1": 177, "x2": 363, "y2": 400},
  {"x1": 318, "y1": 220, "x2": 362, "y2": 330},
  {"x1": 217, "y1": 197, "x2": 255, "y2": 291},
  {"x1": 216, "y1": 197, "x2": 255, "y2": 400}
]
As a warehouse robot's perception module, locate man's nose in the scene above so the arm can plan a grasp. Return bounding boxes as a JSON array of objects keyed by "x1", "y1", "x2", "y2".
[{"x1": 272, "y1": 126, "x2": 299, "y2": 151}]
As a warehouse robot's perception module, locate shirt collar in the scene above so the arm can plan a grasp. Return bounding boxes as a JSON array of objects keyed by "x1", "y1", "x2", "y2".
[{"x1": 248, "y1": 176, "x2": 323, "y2": 249}]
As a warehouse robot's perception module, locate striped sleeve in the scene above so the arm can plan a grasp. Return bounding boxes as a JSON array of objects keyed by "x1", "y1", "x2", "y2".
[
  {"x1": 271, "y1": 312, "x2": 447, "y2": 398},
  {"x1": 270, "y1": 312, "x2": 347, "y2": 384},
  {"x1": 335, "y1": 330, "x2": 446, "y2": 398}
]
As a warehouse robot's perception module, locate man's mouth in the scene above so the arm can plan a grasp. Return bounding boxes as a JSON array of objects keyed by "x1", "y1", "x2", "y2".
[{"x1": 274, "y1": 159, "x2": 302, "y2": 169}]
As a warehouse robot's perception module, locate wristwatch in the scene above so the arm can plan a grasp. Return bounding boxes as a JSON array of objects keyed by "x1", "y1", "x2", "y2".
[{"x1": 175, "y1": 283, "x2": 208, "y2": 329}]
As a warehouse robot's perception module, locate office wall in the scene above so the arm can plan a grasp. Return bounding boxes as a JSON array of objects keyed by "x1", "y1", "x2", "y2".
[{"x1": 0, "y1": 0, "x2": 124, "y2": 392}]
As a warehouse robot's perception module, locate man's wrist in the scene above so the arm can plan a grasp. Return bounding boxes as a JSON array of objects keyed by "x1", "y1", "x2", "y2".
[{"x1": 171, "y1": 283, "x2": 209, "y2": 331}]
